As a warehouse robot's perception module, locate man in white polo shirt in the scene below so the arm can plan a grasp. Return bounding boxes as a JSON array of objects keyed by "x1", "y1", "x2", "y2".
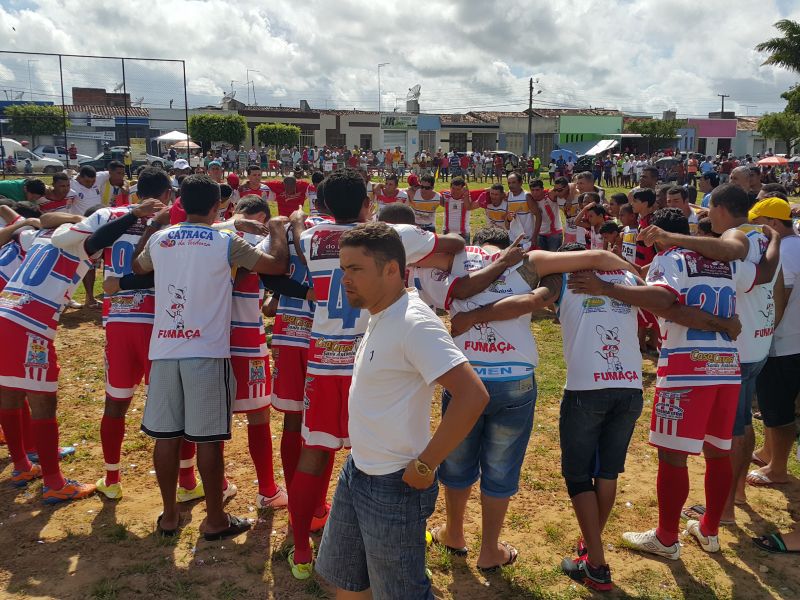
[{"x1": 315, "y1": 222, "x2": 488, "y2": 599}]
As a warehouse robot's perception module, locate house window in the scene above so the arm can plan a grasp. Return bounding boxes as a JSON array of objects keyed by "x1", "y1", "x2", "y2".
[
  {"x1": 359, "y1": 134, "x2": 372, "y2": 150},
  {"x1": 419, "y1": 130, "x2": 436, "y2": 152},
  {"x1": 326, "y1": 131, "x2": 346, "y2": 148},
  {"x1": 449, "y1": 132, "x2": 467, "y2": 152},
  {"x1": 299, "y1": 129, "x2": 315, "y2": 148}
]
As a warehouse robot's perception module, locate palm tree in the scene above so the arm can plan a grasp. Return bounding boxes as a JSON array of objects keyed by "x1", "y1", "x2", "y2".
[{"x1": 756, "y1": 19, "x2": 800, "y2": 74}]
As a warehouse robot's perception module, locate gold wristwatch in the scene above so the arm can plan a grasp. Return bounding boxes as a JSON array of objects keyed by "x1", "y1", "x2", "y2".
[{"x1": 414, "y1": 459, "x2": 433, "y2": 477}]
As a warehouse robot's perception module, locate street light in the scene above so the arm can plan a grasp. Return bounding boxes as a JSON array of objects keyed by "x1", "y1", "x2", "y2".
[{"x1": 27, "y1": 59, "x2": 38, "y2": 101}]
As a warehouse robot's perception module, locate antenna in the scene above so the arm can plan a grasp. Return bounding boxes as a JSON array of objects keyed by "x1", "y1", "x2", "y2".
[
  {"x1": 406, "y1": 84, "x2": 421, "y2": 101},
  {"x1": 113, "y1": 82, "x2": 124, "y2": 93},
  {"x1": 13, "y1": 91, "x2": 24, "y2": 100},
  {"x1": 134, "y1": 96, "x2": 145, "y2": 107}
]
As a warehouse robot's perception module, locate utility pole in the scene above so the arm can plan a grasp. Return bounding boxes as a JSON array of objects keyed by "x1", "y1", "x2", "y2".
[
  {"x1": 717, "y1": 93, "x2": 730, "y2": 113},
  {"x1": 527, "y1": 78, "x2": 533, "y2": 157}
]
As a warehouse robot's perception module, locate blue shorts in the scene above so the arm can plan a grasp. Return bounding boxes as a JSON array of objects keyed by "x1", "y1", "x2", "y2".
[
  {"x1": 538, "y1": 234, "x2": 563, "y2": 251},
  {"x1": 732, "y1": 358, "x2": 767, "y2": 436},
  {"x1": 439, "y1": 375, "x2": 536, "y2": 498},
  {"x1": 316, "y1": 455, "x2": 437, "y2": 597},
  {"x1": 560, "y1": 388, "x2": 643, "y2": 482}
]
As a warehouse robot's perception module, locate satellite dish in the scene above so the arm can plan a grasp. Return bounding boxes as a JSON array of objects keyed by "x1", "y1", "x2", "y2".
[
  {"x1": 406, "y1": 85, "x2": 421, "y2": 101},
  {"x1": 113, "y1": 82, "x2": 124, "y2": 93},
  {"x1": 134, "y1": 97, "x2": 145, "y2": 107}
]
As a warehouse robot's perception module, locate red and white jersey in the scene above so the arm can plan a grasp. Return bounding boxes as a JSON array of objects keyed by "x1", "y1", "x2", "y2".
[
  {"x1": 621, "y1": 226, "x2": 637, "y2": 264},
  {"x1": 272, "y1": 216, "x2": 331, "y2": 349},
  {"x1": 146, "y1": 224, "x2": 238, "y2": 360},
  {"x1": 0, "y1": 227, "x2": 36, "y2": 292},
  {"x1": 238, "y1": 183, "x2": 274, "y2": 203},
  {"x1": 410, "y1": 247, "x2": 537, "y2": 381},
  {"x1": 440, "y1": 191, "x2": 471, "y2": 235},
  {"x1": 374, "y1": 189, "x2": 408, "y2": 215},
  {"x1": 734, "y1": 223, "x2": 772, "y2": 363},
  {"x1": 0, "y1": 224, "x2": 93, "y2": 339},
  {"x1": 300, "y1": 222, "x2": 437, "y2": 375},
  {"x1": 537, "y1": 192, "x2": 562, "y2": 236},
  {"x1": 556, "y1": 270, "x2": 642, "y2": 390},
  {"x1": 646, "y1": 247, "x2": 756, "y2": 387},
  {"x1": 507, "y1": 190, "x2": 534, "y2": 243},
  {"x1": 230, "y1": 232, "x2": 268, "y2": 358},
  {"x1": 306, "y1": 184, "x2": 318, "y2": 213}
]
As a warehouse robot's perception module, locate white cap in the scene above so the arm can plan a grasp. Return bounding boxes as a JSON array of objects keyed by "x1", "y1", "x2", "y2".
[{"x1": 173, "y1": 158, "x2": 190, "y2": 170}]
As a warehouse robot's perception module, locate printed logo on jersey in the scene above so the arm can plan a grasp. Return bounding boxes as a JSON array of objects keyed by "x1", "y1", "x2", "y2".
[
  {"x1": 159, "y1": 238, "x2": 177, "y2": 248},
  {"x1": 0, "y1": 290, "x2": 31, "y2": 308},
  {"x1": 310, "y1": 230, "x2": 343, "y2": 260},
  {"x1": 592, "y1": 324, "x2": 639, "y2": 382},
  {"x1": 684, "y1": 252, "x2": 732, "y2": 279},
  {"x1": 24, "y1": 332, "x2": 49, "y2": 369},
  {"x1": 610, "y1": 298, "x2": 632, "y2": 314},
  {"x1": 157, "y1": 284, "x2": 200, "y2": 339},
  {"x1": 464, "y1": 323, "x2": 517, "y2": 354},
  {"x1": 582, "y1": 297, "x2": 606, "y2": 312},
  {"x1": 688, "y1": 350, "x2": 738, "y2": 375},
  {"x1": 646, "y1": 263, "x2": 665, "y2": 283},
  {"x1": 430, "y1": 269, "x2": 449, "y2": 282}
]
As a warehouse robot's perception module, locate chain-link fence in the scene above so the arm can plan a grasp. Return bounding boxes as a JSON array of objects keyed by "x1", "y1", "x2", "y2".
[{"x1": 0, "y1": 51, "x2": 187, "y2": 177}]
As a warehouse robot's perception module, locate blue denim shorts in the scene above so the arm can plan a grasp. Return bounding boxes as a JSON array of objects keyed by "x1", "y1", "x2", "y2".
[
  {"x1": 733, "y1": 358, "x2": 767, "y2": 436},
  {"x1": 316, "y1": 455, "x2": 437, "y2": 598},
  {"x1": 439, "y1": 375, "x2": 536, "y2": 498},
  {"x1": 538, "y1": 234, "x2": 563, "y2": 251},
  {"x1": 560, "y1": 388, "x2": 643, "y2": 482}
]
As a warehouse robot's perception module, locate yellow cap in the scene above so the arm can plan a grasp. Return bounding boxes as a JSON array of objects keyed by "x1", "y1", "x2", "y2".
[{"x1": 749, "y1": 197, "x2": 791, "y2": 222}]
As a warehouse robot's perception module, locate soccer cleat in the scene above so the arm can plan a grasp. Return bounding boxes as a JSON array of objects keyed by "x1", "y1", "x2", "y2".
[
  {"x1": 27, "y1": 446, "x2": 76, "y2": 463},
  {"x1": 256, "y1": 487, "x2": 288, "y2": 509},
  {"x1": 42, "y1": 479, "x2": 96, "y2": 504},
  {"x1": 621, "y1": 529, "x2": 681, "y2": 561},
  {"x1": 685, "y1": 519, "x2": 720, "y2": 553},
  {"x1": 222, "y1": 482, "x2": 238, "y2": 502},
  {"x1": 96, "y1": 477, "x2": 123, "y2": 500},
  {"x1": 561, "y1": 556, "x2": 614, "y2": 592},
  {"x1": 10, "y1": 463, "x2": 42, "y2": 488},
  {"x1": 177, "y1": 481, "x2": 205, "y2": 503},
  {"x1": 287, "y1": 547, "x2": 313, "y2": 580},
  {"x1": 310, "y1": 503, "x2": 330, "y2": 532}
]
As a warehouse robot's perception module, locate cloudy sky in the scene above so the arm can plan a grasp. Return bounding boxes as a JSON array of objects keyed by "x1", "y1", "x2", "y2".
[{"x1": 0, "y1": 0, "x2": 799, "y2": 118}]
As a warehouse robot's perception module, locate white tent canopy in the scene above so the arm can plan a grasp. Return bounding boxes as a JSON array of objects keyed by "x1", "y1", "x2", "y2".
[
  {"x1": 155, "y1": 130, "x2": 190, "y2": 143},
  {"x1": 581, "y1": 139, "x2": 619, "y2": 157}
]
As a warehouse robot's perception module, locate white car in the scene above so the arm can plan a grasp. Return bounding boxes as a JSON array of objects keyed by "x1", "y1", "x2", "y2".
[{"x1": 33, "y1": 144, "x2": 92, "y2": 162}]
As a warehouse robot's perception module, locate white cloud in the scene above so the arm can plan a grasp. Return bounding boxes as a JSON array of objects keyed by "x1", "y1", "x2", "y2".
[{"x1": 0, "y1": 0, "x2": 798, "y2": 117}]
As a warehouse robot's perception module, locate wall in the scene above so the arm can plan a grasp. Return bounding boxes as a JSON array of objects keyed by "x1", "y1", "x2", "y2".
[
  {"x1": 558, "y1": 115, "x2": 623, "y2": 137},
  {"x1": 687, "y1": 118, "x2": 737, "y2": 138}
]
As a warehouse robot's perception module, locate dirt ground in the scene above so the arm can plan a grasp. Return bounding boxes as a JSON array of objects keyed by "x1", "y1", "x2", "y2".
[{"x1": 0, "y1": 306, "x2": 799, "y2": 600}]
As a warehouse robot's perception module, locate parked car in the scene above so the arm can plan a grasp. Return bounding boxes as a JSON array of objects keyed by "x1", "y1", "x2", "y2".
[
  {"x1": 79, "y1": 148, "x2": 172, "y2": 171},
  {"x1": 488, "y1": 150, "x2": 520, "y2": 168},
  {"x1": 0, "y1": 138, "x2": 65, "y2": 173},
  {"x1": 33, "y1": 144, "x2": 92, "y2": 162}
]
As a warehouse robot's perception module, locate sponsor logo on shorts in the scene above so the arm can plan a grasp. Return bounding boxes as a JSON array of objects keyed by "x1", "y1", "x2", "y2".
[
  {"x1": 24, "y1": 333, "x2": 49, "y2": 369},
  {"x1": 249, "y1": 359, "x2": 267, "y2": 384},
  {"x1": 655, "y1": 402, "x2": 684, "y2": 420}
]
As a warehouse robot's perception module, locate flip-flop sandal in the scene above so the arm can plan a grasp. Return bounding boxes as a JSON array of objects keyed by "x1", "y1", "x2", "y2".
[
  {"x1": 156, "y1": 513, "x2": 179, "y2": 537},
  {"x1": 751, "y1": 453, "x2": 767, "y2": 467},
  {"x1": 753, "y1": 533, "x2": 800, "y2": 554},
  {"x1": 429, "y1": 526, "x2": 468, "y2": 557},
  {"x1": 746, "y1": 471, "x2": 788, "y2": 487},
  {"x1": 203, "y1": 514, "x2": 252, "y2": 541},
  {"x1": 681, "y1": 504, "x2": 705, "y2": 521},
  {"x1": 477, "y1": 541, "x2": 518, "y2": 573}
]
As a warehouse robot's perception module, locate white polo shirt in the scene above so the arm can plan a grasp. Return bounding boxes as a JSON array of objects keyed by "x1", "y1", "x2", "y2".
[{"x1": 348, "y1": 289, "x2": 467, "y2": 476}]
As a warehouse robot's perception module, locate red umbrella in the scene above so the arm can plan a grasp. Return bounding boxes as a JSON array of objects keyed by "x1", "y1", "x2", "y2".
[{"x1": 757, "y1": 156, "x2": 788, "y2": 166}]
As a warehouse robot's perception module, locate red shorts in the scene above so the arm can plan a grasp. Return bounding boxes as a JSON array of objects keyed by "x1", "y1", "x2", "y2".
[
  {"x1": 0, "y1": 319, "x2": 59, "y2": 394},
  {"x1": 105, "y1": 322, "x2": 152, "y2": 400},
  {"x1": 301, "y1": 374, "x2": 351, "y2": 450},
  {"x1": 649, "y1": 384, "x2": 740, "y2": 455},
  {"x1": 270, "y1": 345, "x2": 308, "y2": 414},
  {"x1": 231, "y1": 354, "x2": 271, "y2": 413}
]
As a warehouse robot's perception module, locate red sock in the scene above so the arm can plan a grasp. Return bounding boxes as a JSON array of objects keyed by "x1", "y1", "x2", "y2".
[
  {"x1": 315, "y1": 452, "x2": 335, "y2": 517},
  {"x1": 32, "y1": 418, "x2": 66, "y2": 490},
  {"x1": 248, "y1": 422, "x2": 278, "y2": 497},
  {"x1": 0, "y1": 408, "x2": 32, "y2": 472},
  {"x1": 100, "y1": 415, "x2": 126, "y2": 485},
  {"x1": 280, "y1": 430, "x2": 302, "y2": 489},
  {"x1": 289, "y1": 468, "x2": 329, "y2": 563},
  {"x1": 179, "y1": 440, "x2": 197, "y2": 489},
  {"x1": 655, "y1": 461, "x2": 689, "y2": 547},
  {"x1": 21, "y1": 401, "x2": 35, "y2": 453},
  {"x1": 700, "y1": 456, "x2": 732, "y2": 537}
]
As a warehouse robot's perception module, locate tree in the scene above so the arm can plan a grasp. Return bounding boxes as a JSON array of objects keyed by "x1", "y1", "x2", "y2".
[
  {"x1": 625, "y1": 119, "x2": 686, "y2": 152},
  {"x1": 755, "y1": 19, "x2": 800, "y2": 75},
  {"x1": 255, "y1": 123, "x2": 301, "y2": 148},
  {"x1": 757, "y1": 111, "x2": 800, "y2": 155},
  {"x1": 188, "y1": 113, "x2": 247, "y2": 148},
  {"x1": 5, "y1": 104, "x2": 70, "y2": 145},
  {"x1": 781, "y1": 85, "x2": 800, "y2": 114}
]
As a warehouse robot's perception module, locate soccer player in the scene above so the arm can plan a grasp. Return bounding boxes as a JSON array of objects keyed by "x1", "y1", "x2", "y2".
[
  {"x1": 133, "y1": 174, "x2": 288, "y2": 539},
  {"x1": 480, "y1": 183, "x2": 510, "y2": 230},
  {"x1": 440, "y1": 176, "x2": 476, "y2": 242},
  {"x1": 406, "y1": 173, "x2": 440, "y2": 232},
  {"x1": 665, "y1": 186, "x2": 699, "y2": 234},
  {"x1": 265, "y1": 175, "x2": 311, "y2": 218},
  {"x1": 238, "y1": 165, "x2": 273, "y2": 202},
  {"x1": 0, "y1": 197, "x2": 164, "y2": 501},
  {"x1": 570, "y1": 207, "x2": 776, "y2": 560},
  {"x1": 532, "y1": 178, "x2": 563, "y2": 251},
  {"x1": 286, "y1": 169, "x2": 465, "y2": 579},
  {"x1": 371, "y1": 173, "x2": 408, "y2": 216},
  {"x1": 506, "y1": 172, "x2": 541, "y2": 248}
]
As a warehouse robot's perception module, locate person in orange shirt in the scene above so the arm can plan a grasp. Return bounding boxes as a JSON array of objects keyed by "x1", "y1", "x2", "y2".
[{"x1": 687, "y1": 156, "x2": 699, "y2": 186}]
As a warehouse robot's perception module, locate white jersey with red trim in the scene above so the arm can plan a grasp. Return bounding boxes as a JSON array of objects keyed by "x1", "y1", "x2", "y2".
[
  {"x1": 147, "y1": 224, "x2": 237, "y2": 360},
  {"x1": 440, "y1": 191, "x2": 470, "y2": 235},
  {"x1": 0, "y1": 224, "x2": 93, "y2": 339},
  {"x1": 375, "y1": 188, "x2": 407, "y2": 213},
  {"x1": 556, "y1": 270, "x2": 642, "y2": 390},
  {"x1": 300, "y1": 222, "x2": 437, "y2": 375},
  {"x1": 0, "y1": 227, "x2": 37, "y2": 292},
  {"x1": 272, "y1": 216, "x2": 331, "y2": 349},
  {"x1": 410, "y1": 247, "x2": 538, "y2": 381},
  {"x1": 734, "y1": 223, "x2": 772, "y2": 363},
  {"x1": 537, "y1": 193, "x2": 562, "y2": 236},
  {"x1": 646, "y1": 247, "x2": 756, "y2": 387},
  {"x1": 230, "y1": 232, "x2": 268, "y2": 358}
]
